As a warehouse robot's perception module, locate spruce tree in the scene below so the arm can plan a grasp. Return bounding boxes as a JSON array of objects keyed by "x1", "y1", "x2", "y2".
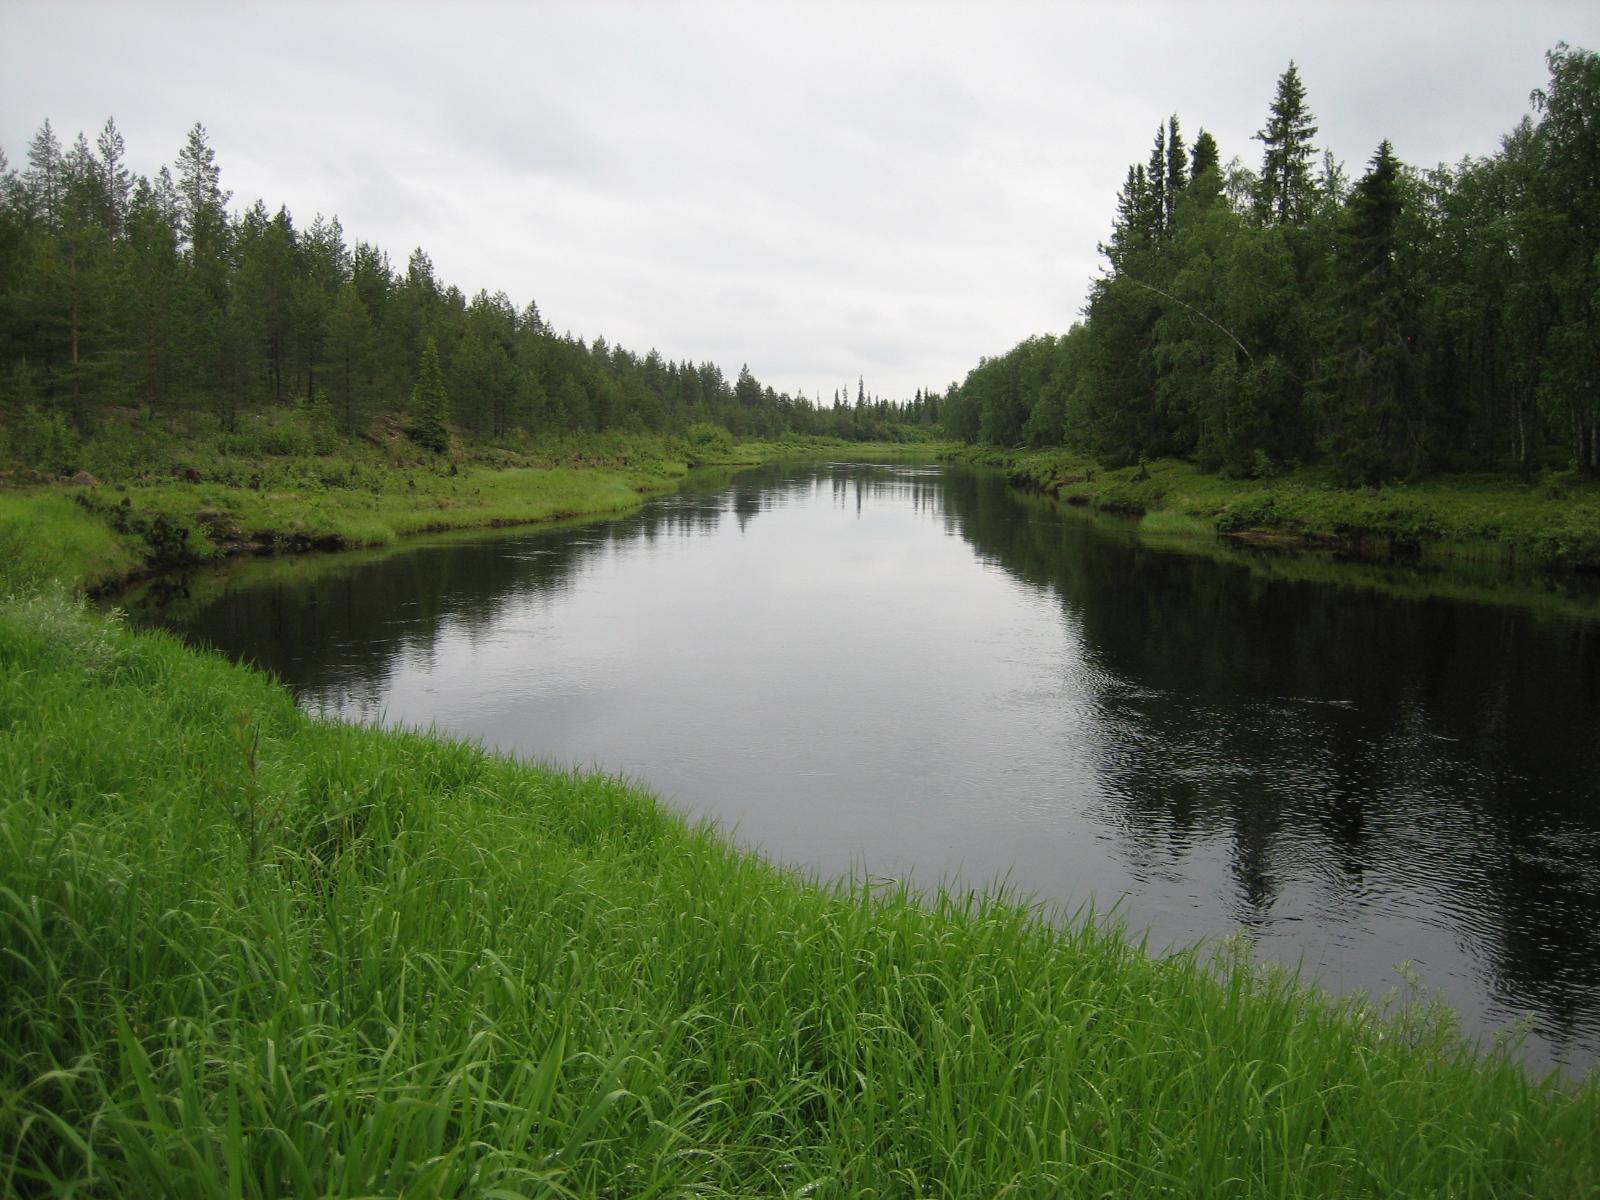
[
  {"x1": 409, "y1": 337, "x2": 451, "y2": 453},
  {"x1": 1186, "y1": 129, "x2": 1224, "y2": 208},
  {"x1": 1146, "y1": 125, "x2": 1168, "y2": 239},
  {"x1": 1190, "y1": 129, "x2": 1220, "y2": 182},
  {"x1": 1324, "y1": 140, "x2": 1418, "y2": 483},
  {"x1": 1254, "y1": 62, "x2": 1319, "y2": 226},
  {"x1": 1104, "y1": 164, "x2": 1163, "y2": 271},
  {"x1": 1164, "y1": 114, "x2": 1188, "y2": 232}
]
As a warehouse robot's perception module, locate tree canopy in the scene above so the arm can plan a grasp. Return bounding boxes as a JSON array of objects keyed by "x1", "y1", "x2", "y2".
[
  {"x1": 948, "y1": 45, "x2": 1600, "y2": 482},
  {"x1": 0, "y1": 124, "x2": 942, "y2": 457}
]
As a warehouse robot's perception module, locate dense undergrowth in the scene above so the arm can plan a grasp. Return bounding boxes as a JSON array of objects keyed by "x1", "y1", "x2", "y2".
[
  {"x1": 2, "y1": 585, "x2": 1598, "y2": 1196},
  {"x1": 949, "y1": 446, "x2": 1600, "y2": 571}
]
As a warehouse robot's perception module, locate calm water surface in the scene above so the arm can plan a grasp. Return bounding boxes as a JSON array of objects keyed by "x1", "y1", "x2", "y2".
[{"x1": 130, "y1": 463, "x2": 1600, "y2": 1075}]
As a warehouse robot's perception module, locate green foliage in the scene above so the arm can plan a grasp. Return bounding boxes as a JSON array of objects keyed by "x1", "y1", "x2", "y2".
[
  {"x1": 948, "y1": 446, "x2": 1600, "y2": 570},
  {"x1": 684, "y1": 420, "x2": 733, "y2": 458},
  {"x1": 304, "y1": 387, "x2": 336, "y2": 454},
  {"x1": 9, "y1": 404, "x2": 81, "y2": 475},
  {"x1": 1322, "y1": 140, "x2": 1421, "y2": 485},
  {"x1": 1531, "y1": 520, "x2": 1600, "y2": 569},
  {"x1": 948, "y1": 44, "x2": 1600, "y2": 488},
  {"x1": 407, "y1": 337, "x2": 450, "y2": 454},
  {"x1": 0, "y1": 491, "x2": 140, "y2": 591},
  {"x1": 0, "y1": 431, "x2": 726, "y2": 594},
  {"x1": 220, "y1": 407, "x2": 317, "y2": 457},
  {"x1": 1254, "y1": 61, "x2": 1320, "y2": 226},
  {"x1": 955, "y1": 328, "x2": 1093, "y2": 453},
  {"x1": 0, "y1": 118, "x2": 934, "y2": 469},
  {"x1": 3, "y1": 358, "x2": 43, "y2": 412}
]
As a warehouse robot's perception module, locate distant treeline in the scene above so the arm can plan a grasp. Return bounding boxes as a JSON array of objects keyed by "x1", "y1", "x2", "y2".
[
  {"x1": 0, "y1": 125, "x2": 942, "y2": 453},
  {"x1": 945, "y1": 45, "x2": 1600, "y2": 484}
]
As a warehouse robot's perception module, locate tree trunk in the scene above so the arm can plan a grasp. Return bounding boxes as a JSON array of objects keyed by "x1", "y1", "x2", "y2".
[
  {"x1": 145, "y1": 314, "x2": 158, "y2": 415},
  {"x1": 342, "y1": 352, "x2": 353, "y2": 435},
  {"x1": 1515, "y1": 391, "x2": 1528, "y2": 473},
  {"x1": 67, "y1": 242, "x2": 81, "y2": 424}
]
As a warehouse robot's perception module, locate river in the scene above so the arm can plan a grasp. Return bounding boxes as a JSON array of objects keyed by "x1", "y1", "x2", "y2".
[{"x1": 124, "y1": 461, "x2": 1600, "y2": 1076}]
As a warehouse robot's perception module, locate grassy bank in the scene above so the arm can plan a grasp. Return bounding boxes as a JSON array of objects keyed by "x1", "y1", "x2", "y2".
[
  {"x1": 949, "y1": 447, "x2": 1600, "y2": 572},
  {"x1": 0, "y1": 431, "x2": 693, "y2": 595},
  {"x1": 3, "y1": 589, "x2": 1598, "y2": 1196},
  {"x1": 732, "y1": 435, "x2": 958, "y2": 463},
  {"x1": 997, "y1": 483, "x2": 1600, "y2": 627},
  {"x1": 0, "y1": 428, "x2": 943, "y2": 595}
]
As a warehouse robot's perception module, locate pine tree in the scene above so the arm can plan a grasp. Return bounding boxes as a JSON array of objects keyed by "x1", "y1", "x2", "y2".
[
  {"x1": 735, "y1": 363, "x2": 762, "y2": 408},
  {"x1": 409, "y1": 337, "x2": 451, "y2": 453},
  {"x1": 327, "y1": 281, "x2": 374, "y2": 434},
  {"x1": 123, "y1": 174, "x2": 181, "y2": 415},
  {"x1": 174, "y1": 122, "x2": 230, "y2": 258},
  {"x1": 1254, "y1": 62, "x2": 1319, "y2": 226},
  {"x1": 25, "y1": 119, "x2": 63, "y2": 230},
  {"x1": 95, "y1": 118, "x2": 131, "y2": 244},
  {"x1": 52, "y1": 131, "x2": 120, "y2": 421}
]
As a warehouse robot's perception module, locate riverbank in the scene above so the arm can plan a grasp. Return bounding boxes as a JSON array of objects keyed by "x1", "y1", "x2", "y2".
[
  {"x1": 2, "y1": 584, "x2": 1596, "y2": 1196},
  {"x1": 0, "y1": 431, "x2": 950, "y2": 596},
  {"x1": 948, "y1": 446, "x2": 1600, "y2": 572}
]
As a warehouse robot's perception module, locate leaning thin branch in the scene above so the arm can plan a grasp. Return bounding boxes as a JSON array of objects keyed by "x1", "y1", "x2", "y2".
[{"x1": 1122, "y1": 277, "x2": 1254, "y2": 363}]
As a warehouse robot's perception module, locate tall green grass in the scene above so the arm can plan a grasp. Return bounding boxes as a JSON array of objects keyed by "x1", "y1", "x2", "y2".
[
  {"x1": 2, "y1": 590, "x2": 1596, "y2": 1197},
  {"x1": 5, "y1": 458, "x2": 690, "y2": 596},
  {"x1": 0, "y1": 493, "x2": 142, "y2": 593}
]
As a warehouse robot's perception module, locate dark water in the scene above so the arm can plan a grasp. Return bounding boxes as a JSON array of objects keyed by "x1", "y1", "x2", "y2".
[{"x1": 127, "y1": 463, "x2": 1600, "y2": 1076}]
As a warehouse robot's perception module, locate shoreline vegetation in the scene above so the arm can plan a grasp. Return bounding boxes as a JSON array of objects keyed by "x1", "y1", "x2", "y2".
[
  {"x1": 945, "y1": 444, "x2": 1600, "y2": 578},
  {"x1": 6, "y1": 411, "x2": 1598, "y2": 610},
  {"x1": 3, "y1": 583, "x2": 1598, "y2": 1197},
  {"x1": 942, "y1": 49, "x2": 1600, "y2": 500}
]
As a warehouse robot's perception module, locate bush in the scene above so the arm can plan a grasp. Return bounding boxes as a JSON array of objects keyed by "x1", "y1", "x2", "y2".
[
  {"x1": 682, "y1": 423, "x2": 735, "y2": 461},
  {"x1": 685, "y1": 422, "x2": 733, "y2": 452},
  {"x1": 12, "y1": 406, "x2": 81, "y2": 476},
  {"x1": 219, "y1": 410, "x2": 316, "y2": 458},
  {"x1": 1531, "y1": 522, "x2": 1600, "y2": 570}
]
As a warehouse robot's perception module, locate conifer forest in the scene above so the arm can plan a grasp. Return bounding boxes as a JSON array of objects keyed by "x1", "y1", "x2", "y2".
[
  {"x1": 943, "y1": 47, "x2": 1600, "y2": 485},
  {"x1": 5, "y1": 48, "x2": 1597, "y2": 486},
  {"x1": 0, "y1": 125, "x2": 939, "y2": 463}
]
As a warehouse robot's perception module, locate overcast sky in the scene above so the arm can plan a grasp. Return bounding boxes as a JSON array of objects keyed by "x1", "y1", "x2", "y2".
[{"x1": 5, "y1": 1, "x2": 1598, "y2": 399}]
